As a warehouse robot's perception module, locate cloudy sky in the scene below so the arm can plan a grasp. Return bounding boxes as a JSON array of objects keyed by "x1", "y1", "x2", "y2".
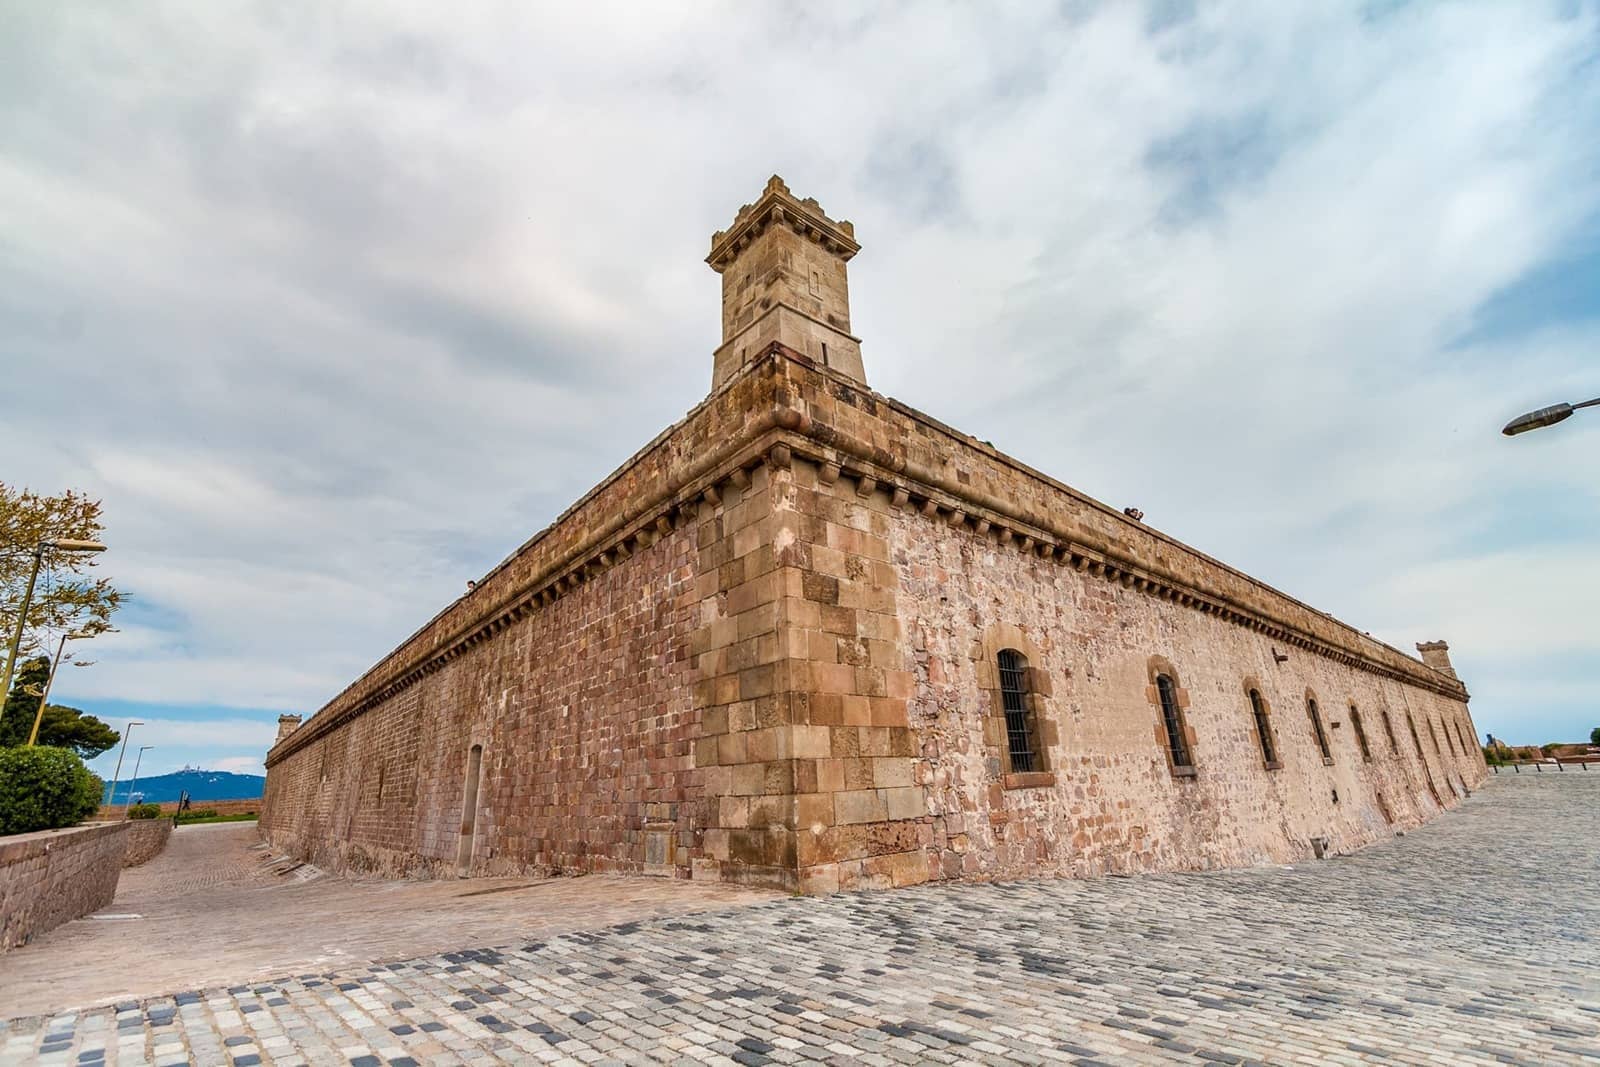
[{"x1": 4, "y1": 1, "x2": 1597, "y2": 783}]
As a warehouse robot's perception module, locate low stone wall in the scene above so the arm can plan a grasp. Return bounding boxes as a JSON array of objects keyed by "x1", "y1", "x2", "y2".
[
  {"x1": 98, "y1": 798, "x2": 260, "y2": 820},
  {"x1": 0, "y1": 822, "x2": 128, "y2": 951},
  {"x1": 122, "y1": 819, "x2": 173, "y2": 867}
]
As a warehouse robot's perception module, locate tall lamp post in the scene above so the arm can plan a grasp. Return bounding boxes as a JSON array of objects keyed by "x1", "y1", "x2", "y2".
[
  {"x1": 1502, "y1": 396, "x2": 1600, "y2": 436},
  {"x1": 107, "y1": 720, "x2": 144, "y2": 810},
  {"x1": 0, "y1": 538, "x2": 108, "y2": 724},
  {"x1": 126, "y1": 745, "x2": 154, "y2": 807},
  {"x1": 26, "y1": 629, "x2": 92, "y2": 746}
]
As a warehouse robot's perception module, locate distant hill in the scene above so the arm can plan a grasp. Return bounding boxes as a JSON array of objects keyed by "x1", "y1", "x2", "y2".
[{"x1": 103, "y1": 767, "x2": 265, "y2": 805}]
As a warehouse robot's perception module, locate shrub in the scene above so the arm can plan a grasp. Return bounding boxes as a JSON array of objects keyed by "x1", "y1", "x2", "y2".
[
  {"x1": 0, "y1": 746, "x2": 104, "y2": 835},
  {"x1": 127, "y1": 802, "x2": 162, "y2": 820},
  {"x1": 174, "y1": 808, "x2": 219, "y2": 823}
]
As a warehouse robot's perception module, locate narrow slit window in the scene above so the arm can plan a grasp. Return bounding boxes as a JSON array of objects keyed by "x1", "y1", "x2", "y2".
[
  {"x1": 1455, "y1": 720, "x2": 1471, "y2": 755},
  {"x1": 1407, "y1": 713, "x2": 1425, "y2": 759},
  {"x1": 998, "y1": 649, "x2": 1036, "y2": 773},
  {"x1": 1427, "y1": 718, "x2": 1443, "y2": 756},
  {"x1": 1249, "y1": 689, "x2": 1277, "y2": 766},
  {"x1": 1349, "y1": 706, "x2": 1372, "y2": 762},
  {"x1": 1157, "y1": 674, "x2": 1192, "y2": 769},
  {"x1": 1380, "y1": 709, "x2": 1399, "y2": 752},
  {"x1": 1442, "y1": 718, "x2": 1458, "y2": 756},
  {"x1": 1307, "y1": 698, "x2": 1332, "y2": 762}
]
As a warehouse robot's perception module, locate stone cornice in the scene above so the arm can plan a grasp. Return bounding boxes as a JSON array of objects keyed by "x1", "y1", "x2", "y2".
[
  {"x1": 758, "y1": 352, "x2": 1468, "y2": 703},
  {"x1": 269, "y1": 345, "x2": 1465, "y2": 768},
  {"x1": 708, "y1": 174, "x2": 859, "y2": 273}
]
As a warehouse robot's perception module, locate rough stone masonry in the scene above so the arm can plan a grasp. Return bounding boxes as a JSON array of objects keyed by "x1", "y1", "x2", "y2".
[{"x1": 261, "y1": 176, "x2": 1488, "y2": 894}]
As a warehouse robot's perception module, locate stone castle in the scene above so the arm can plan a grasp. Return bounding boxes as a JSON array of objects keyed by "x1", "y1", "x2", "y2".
[{"x1": 261, "y1": 177, "x2": 1487, "y2": 893}]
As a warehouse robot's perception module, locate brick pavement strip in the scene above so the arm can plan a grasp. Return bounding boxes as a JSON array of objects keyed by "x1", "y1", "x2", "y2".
[{"x1": 3, "y1": 775, "x2": 1597, "y2": 1066}]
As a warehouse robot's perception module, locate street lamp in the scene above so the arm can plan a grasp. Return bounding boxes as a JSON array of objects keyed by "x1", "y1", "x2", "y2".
[
  {"x1": 107, "y1": 720, "x2": 144, "y2": 810},
  {"x1": 1502, "y1": 396, "x2": 1600, "y2": 436},
  {"x1": 26, "y1": 629, "x2": 93, "y2": 746},
  {"x1": 126, "y1": 745, "x2": 154, "y2": 809},
  {"x1": 0, "y1": 538, "x2": 108, "y2": 722}
]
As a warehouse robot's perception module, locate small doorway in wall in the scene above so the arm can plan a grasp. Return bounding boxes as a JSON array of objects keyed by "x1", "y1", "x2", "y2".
[{"x1": 456, "y1": 744, "x2": 483, "y2": 877}]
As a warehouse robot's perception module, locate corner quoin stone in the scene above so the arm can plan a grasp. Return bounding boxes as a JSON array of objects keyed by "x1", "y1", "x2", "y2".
[{"x1": 260, "y1": 177, "x2": 1488, "y2": 893}]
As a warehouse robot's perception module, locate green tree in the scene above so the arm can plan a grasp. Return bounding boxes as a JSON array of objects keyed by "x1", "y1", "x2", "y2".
[
  {"x1": 0, "y1": 655, "x2": 120, "y2": 758},
  {"x1": 1, "y1": 482, "x2": 123, "y2": 655},
  {"x1": 0, "y1": 745, "x2": 104, "y2": 834},
  {"x1": 1591, "y1": 726, "x2": 1600, "y2": 747}
]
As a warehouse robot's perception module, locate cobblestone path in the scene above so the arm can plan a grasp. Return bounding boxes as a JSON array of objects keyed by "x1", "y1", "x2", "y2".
[{"x1": 3, "y1": 774, "x2": 1596, "y2": 1066}]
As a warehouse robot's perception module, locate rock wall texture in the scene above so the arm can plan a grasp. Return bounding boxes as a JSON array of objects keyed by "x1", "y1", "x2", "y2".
[
  {"x1": 262, "y1": 350, "x2": 1484, "y2": 894},
  {"x1": 120, "y1": 818, "x2": 172, "y2": 867},
  {"x1": 0, "y1": 822, "x2": 128, "y2": 950}
]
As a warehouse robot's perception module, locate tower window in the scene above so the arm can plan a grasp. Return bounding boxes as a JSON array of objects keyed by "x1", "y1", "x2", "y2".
[
  {"x1": 1157, "y1": 674, "x2": 1193, "y2": 771},
  {"x1": 1349, "y1": 706, "x2": 1372, "y2": 762},
  {"x1": 1307, "y1": 697, "x2": 1333, "y2": 763},
  {"x1": 998, "y1": 649, "x2": 1037, "y2": 773},
  {"x1": 1248, "y1": 689, "x2": 1278, "y2": 768}
]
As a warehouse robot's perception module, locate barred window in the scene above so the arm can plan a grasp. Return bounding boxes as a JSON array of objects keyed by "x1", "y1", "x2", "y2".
[
  {"x1": 1349, "y1": 706, "x2": 1372, "y2": 762},
  {"x1": 1248, "y1": 689, "x2": 1277, "y2": 766},
  {"x1": 1307, "y1": 697, "x2": 1332, "y2": 762},
  {"x1": 1380, "y1": 709, "x2": 1399, "y2": 752},
  {"x1": 998, "y1": 649, "x2": 1037, "y2": 773},
  {"x1": 1157, "y1": 674, "x2": 1193, "y2": 769}
]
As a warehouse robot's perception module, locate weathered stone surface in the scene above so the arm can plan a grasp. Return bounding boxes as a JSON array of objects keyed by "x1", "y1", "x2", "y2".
[
  {"x1": 120, "y1": 819, "x2": 172, "y2": 868},
  {"x1": 261, "y1": 180, "x2": 1486, "y2": 894},
  {"x1": 0, "y1": 823, "x2": 127, "y2": 950}
]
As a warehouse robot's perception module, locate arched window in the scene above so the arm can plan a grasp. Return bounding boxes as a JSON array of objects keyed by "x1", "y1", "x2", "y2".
[
  {"x1": 1349, "y1": 706, "x2": 1372, "y2": 763},
  {"x1": 1380, "y1": 709, "x2": 1399, "y2": 752},
  {"x1": 1248, "y1": 689, "x2": 1278, "y2": 767},
  {"x1": 1157, "y1": 674, "x2": 1193, "y2": 770},
  {"x1": 997, "y1": 649, "x2": 1037, "y2": 773},
  {"x1": 1307, "y1": 697, "x2": 1332, "y2": 763}
]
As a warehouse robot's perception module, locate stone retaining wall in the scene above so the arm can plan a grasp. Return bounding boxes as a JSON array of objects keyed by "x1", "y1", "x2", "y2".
[
  {"x1": 98, "y1": 798, "x2": 260, "y2": 819},
  {"x1": 121, "y1": 819, "x2": 173, "y2": 867},
  {"x1": 0, "y1": 822, "x2": 128, "y2": 950}
]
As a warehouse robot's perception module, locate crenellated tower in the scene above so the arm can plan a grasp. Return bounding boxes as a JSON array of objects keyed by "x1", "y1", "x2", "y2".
[{"x1": 707, "y1": 175, "x2": 864, "y2": 390}]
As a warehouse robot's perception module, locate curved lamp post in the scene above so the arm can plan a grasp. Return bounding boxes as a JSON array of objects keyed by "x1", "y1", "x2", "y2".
[
  {"x1": 107, "y1": 720, "x2": 144, "y2": 810},
  {"x1": 126, "y1": 745, "x2": 154, "y2": 808},
  {"x1": 26, "y1": 628, "x2": 93, "y2": 746},
  {"x1": 1502, "y1": 396, "x2": 1600, "y2": 436},
  {"x1": 0, "y1": 538, "x2": 107, "y2": 722}
]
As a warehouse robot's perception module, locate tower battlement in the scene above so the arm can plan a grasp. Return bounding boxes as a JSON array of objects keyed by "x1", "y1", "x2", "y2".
[{"x1": 708, "y1": 175, "x2": 865, "y2": 390}]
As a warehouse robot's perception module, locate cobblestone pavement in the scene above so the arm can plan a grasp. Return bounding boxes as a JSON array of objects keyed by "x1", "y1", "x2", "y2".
[
  {"x1": 0, "y1": 824, "x2": 774, "y2": 1020},
  {"x1": 4, "y1": 774, "x2": 1596, "y2": 1066}
]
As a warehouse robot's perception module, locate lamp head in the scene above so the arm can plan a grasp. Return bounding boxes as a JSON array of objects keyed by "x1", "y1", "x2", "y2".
[{"x1": 1502, "y1": 403, "x2": 1574, "y2": 436}]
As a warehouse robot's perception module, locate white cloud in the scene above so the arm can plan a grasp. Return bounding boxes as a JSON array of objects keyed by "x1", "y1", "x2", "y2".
[{"x1": 5, "y1": 1, "x2": 1598, "y2": 748}]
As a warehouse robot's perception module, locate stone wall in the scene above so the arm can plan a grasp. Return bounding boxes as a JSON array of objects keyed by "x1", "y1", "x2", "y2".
[
  {"x1": 0, "y1": 822, "x2": 128, "y2": 950},
  {"x1": 263, "y1": 349, "x2": 1485, "y2": 893},
  {"x1": 121, "y1": 819, "x2": 172, "y2": 867},
  {"x1": 98, "y1": 798, "x2": 260, "y2": 819}
]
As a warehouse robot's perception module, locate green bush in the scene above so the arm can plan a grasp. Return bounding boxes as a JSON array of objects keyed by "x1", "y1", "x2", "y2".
[
  {"x1": 127, "y1": 802, "x2": 162, "y2": 820},
  {"x1": 0, "y1": 746, "x2": 104, "y2": 835}
]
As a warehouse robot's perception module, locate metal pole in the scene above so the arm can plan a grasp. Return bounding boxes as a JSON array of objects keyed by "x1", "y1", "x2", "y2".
[
  {"x1": 126, "y1": 746, "x2": 152, "y2": 809},
  {"x1": 106, "y1": 721, "x2": 140, "y2": 809},
  {"x1": 26, "y1": 632, "x2": 69, "y2": 746},
  {"x1": 0, "y1": 545, "x2": 45, "y2": 730}
]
